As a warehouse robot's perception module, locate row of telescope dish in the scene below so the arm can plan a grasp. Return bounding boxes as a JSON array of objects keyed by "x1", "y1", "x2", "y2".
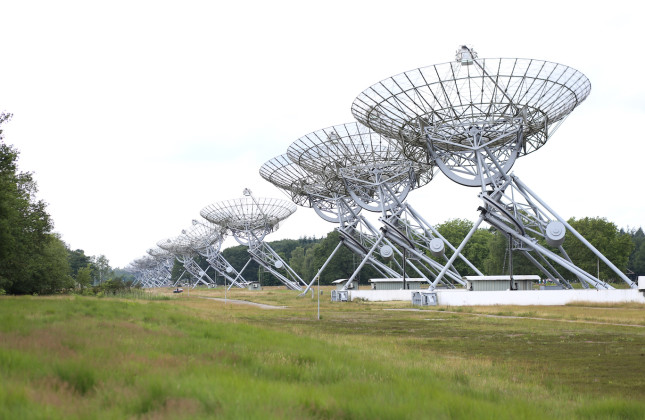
[
  {"x1": 128, "y1": 189, "x2": 307, "y2": 291},
  {"x1": 259, "y1": 46, "x2": 636, "y2": 293},
  {"x1": 130, "y1": 46, "x2": 636, "y2": 293}
]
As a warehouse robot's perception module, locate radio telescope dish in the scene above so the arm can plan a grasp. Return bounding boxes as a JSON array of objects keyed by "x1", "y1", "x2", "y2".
[
  {"x1": 352, "y1": 46, "x2": 634, "y2": 290},
  {"x1": 130, "y1": 255, "x2": 171, "y2": 288},
  {"x1": 182, "y1": 219, "x2": 249, "y2": 289},
  {"x1": 352, "y1": 46, "x2": 591, "y2": 187},
  {"x1": 200, "y1": 194, "x2": 296, "y2": 245},
  {"x1": 147, "y1": 247, "x2": 172, "y2": 259},
  {"x1": 182, "y1": 219, "x2": 225, "y2": 254},
  {"x1": 260, "y1": 154, "x2": 361, "y2": 224},
  {"x1": 261, "y1": 152, "x2": 409, "y2": 295},
  {"x1": 143, "y1": 247, "x2": 174, "y2": 287},
  {"x1": 201, "y1": 189, "x2": 305, "y2": 291},
  {"x1": 157, "y1": 235, "x2": 195, "y2": 258},
  {"x1": 287, "y1": 121, "x2": 433, "y2": 213},
  {"x1": 285, "y1": 123, "x2": 477, "y2": 294},
  {"x1": 157, "y1": 235, "x2": 215, "y2": 288},
  {"x1": 259, "y1": 154, "x2": 319, "y2": 208}
]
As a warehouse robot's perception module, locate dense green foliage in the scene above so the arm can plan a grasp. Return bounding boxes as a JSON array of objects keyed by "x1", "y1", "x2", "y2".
[
  {"x1": 0, "y1": 114, "x2": 121, "y2": 295},
  {"x1": 214, "y1": 231, "x2": 383, "y2": 286},
  {"x1": 434, "y1": 219, "x2": 493, "y2": 276},
  {"x1": 68, "y1": 248, "x2": 91, "y2": 278},
  {"x1": 439, "y1": 216, "x2": 634, "y2": 282},
  {"x1": 218, "y1": 236, "x2": 342, "y2": 286},
  {"x1": 0, "y1": 112, "x2": 63, "y2": 294},
  {"x1": 563, "y1": 217, "x2": 634, "y2": 281},
  {"x1": 626, "y1": 227, "x2": 645, "y2": 278}
]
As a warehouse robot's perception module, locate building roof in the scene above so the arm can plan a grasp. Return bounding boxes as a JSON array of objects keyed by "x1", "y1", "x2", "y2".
[
  {"x1": 463, "y1": 275, "x2": 540, "y2": 281},
  {"x1": 369, "y1": 278, "x2": 426, "y2": 283},
  {"x1": 331, "y1": 279, "x2": 353, "y2": 284}
]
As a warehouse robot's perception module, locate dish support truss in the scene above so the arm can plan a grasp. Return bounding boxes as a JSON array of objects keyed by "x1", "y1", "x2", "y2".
[
  {"x1": 285, "y1": 122, "x2": 484, "y2": 293},
  {"x1": 144, "y1": 248, "x2": 174, "y2": 287},
  {"x1": 351, "y1": 47, "x2": 634, "y2": 290},
  {"x1": 202, "y1": 246, "x2": 248, "y2": 290},
  {"x1": 183, "y1": 220, "x2": 249, "y2": 290},
  {"x1": 178, "y1": 255, "x2": 215, "y2": 289},
  {"x1": 428, "y1": 159, "x2": 634, "y2": 290},
  {"x1": 337, "y1": 160, "x2": 483, "y2": 291},
  {"x1": 130, "y1": 260, "x2": 151, "y2": 288},
  {"x1": 245, "y1": 236, "x2": 304, "y2": 291},
  {"x1": 202, "y1": 190, "x2": 306, "y2": 291},
  {"x1": 132, "y1": 256, "x2": 172, "y2": 288},
  {"x1": 302, "y1": 192, "x2": 409, "y2": 296},
  {"x1": 157, "y1": 237, "x2": 216, "y2": 289},
  {"x1": 259, "y1": 154, "x2": 405, "y2": 296},
  {"x1": 420, "y1": 62, "x2": 635, "y2": 290}
]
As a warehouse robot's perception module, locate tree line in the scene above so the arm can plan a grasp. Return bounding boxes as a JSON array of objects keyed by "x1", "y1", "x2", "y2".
[{"x1": 203, "y1": 217, "x2": 641, "y2": 287}]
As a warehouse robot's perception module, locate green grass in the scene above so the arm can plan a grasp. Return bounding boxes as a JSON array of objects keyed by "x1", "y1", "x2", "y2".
[
  {"x1": 0, "y1": 291, "x2": 644, "y2": 419},
  {"x1": 97, "y1": 288, "x2": 174, "y2": 300}
]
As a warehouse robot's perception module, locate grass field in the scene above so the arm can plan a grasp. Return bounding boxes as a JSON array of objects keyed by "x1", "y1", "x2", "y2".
[{"x1": 1, "y1": 287, "x2": 644, "y2": 419}]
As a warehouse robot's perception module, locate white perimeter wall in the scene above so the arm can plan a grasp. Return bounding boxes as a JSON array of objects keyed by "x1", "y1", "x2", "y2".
[{"x1": 347, "y1": 288, "x2": 645, "y2": 306}]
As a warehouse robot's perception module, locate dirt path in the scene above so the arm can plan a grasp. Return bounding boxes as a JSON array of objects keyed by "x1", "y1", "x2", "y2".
[
  {"x1": 198, "y1": 296, "x2": 286, "y2": 309},
  {"x1": 386, "y1": 308, "x2": 645, "y2": 328}
]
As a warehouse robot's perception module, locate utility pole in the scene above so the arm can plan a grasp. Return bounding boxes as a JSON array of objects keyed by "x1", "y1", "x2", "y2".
[{"x1": 317, "y1": 275, "x2": 320, "y2": 320}]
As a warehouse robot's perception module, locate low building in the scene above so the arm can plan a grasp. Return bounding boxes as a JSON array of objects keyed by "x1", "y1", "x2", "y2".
[
  {"x1": 369, "y1": 278, "x2": 426, "y2": 290},
  {"x1": 463, "y1": 275, "x2": 539, "y2": 291},
  {"x1": 331, "y1": 279, "x2": 358, "y2": 290}
]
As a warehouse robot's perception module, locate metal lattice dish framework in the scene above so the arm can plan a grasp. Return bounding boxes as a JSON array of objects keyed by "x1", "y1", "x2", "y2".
[
  {"x1": 348, "y1": 47, "x2": 636, "y2": 290},
  {"x1": 132, "y1": 256, "x2": 156, "y2": 271},
  {"x1": 261, "y1": 153, "x2": 409, "y2": 295},
  {"x1": 182, "y1": 220, "x2": 225, "y2": 253},
  {"x1": 181, "y1": 219, "x2": 249, "y2": 286},
  {"x1": 201, "y1": 190, "x2": 305, "y2": 291},
  {"x1": 259, "y1": 154, "x2": 328, "y2": 207},
  {"x1": 351, "y1": 48, "x2": 591, "y2": 187},
  {"x1": 157, "y1": 234, "x2": 216, "y2": 287},
  {"x1": 140, "y1": 248, "x2": 173, "y2": 287},
  {"x1": 129, "y1": 256, "x2": 155, "y2": 287},
  {"x1": 146, "y1": 246, "x2": 173, "y2": 268},
  {"x1": 200, "y1": 195, "x2": 297, "y2": 245},
  {"x1": 260, "y1": 154, "x2": 362, "y2": 223},
  {"x1": 147, "y1": 247, "x2": 172, "y2": 259},
  {"x1": 287, "y1": 121, "x2": 433, "y2": 212},
  {"x1": 157, "y1": 235, "x2": 196, "y2": 259}
]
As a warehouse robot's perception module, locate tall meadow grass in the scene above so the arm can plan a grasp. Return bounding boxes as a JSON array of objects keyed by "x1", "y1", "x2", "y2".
[{"x1": 0, "y1": 292, "x2": 643, "y2": 419}]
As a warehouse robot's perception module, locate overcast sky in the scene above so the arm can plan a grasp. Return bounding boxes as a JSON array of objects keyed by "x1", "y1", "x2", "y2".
[{"x1": 1, "y1": 0, "x2": 643, "y2": 268}]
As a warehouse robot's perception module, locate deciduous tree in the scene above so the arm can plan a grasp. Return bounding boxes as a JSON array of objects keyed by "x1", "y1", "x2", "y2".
[
  {"x1": 0, "y1": 113, "x2": 60, "y2": 294},
  {"x1": 563, "y1": 217, "x2": 633, "y2": 282},
  {"x1": 76, "y1": 265, "x2": 92, "y2": 293},
  {"x1": 434, "y1": 219, "x2": 493, "y2": 276}
]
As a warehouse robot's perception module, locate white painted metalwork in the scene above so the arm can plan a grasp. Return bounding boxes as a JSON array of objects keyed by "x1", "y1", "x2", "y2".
[
  {"x1": 129, "y1": 256, "x2": 165, "y2": 288},
  {"x1": 200, "y1": 189, "x2": 305, "y2": 291},
  {"x1": 352, "y1": 46, "x2": 635, "y2": 290},
  {"x1": 145, "y1": 247, "x2": 174, "y2": 287},
  {"x1": 182, "y1": 219, "x2": 249, "y2": 289},
  {"x1": 287, "y1": 122, "x2": 484, "y2": 291},
  {"x1": 157, "y1": 235, "x2": 215, "y2": 289},
  {"x1": 260, "y1": 153, "x2": 403, "y2": 296}
]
